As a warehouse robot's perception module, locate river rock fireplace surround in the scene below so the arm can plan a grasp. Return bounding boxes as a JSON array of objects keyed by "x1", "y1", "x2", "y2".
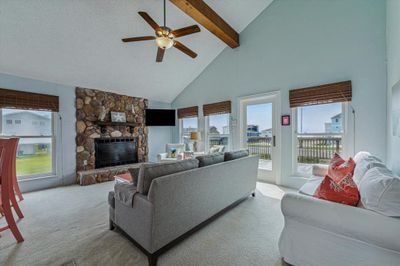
[{"x1": 75, "y1": 87, "x2": 148, "y2": 185}]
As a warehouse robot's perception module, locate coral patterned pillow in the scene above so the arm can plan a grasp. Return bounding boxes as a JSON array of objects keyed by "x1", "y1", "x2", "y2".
[
  {"x1": 314, "y1": 153, "x2": 359, "y2": 206},
  {"x1": 314, "y1": 175, "x2": 359, "y2": 206},
  {"x1": 328, "y1": 153, "x2": 356, "y2": 183}
]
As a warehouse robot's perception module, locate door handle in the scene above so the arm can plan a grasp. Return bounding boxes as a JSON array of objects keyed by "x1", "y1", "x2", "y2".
[{"x1": 273, "y1": 135, "x2": 276, "y2": 147}]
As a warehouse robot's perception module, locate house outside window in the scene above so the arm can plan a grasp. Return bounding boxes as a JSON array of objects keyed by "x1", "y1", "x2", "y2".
[{"x1": 0, "y1": 109, "x2": 55, "y2": 179}]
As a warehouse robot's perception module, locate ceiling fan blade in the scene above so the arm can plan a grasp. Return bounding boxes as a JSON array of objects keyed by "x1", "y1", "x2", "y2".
[
  {"x1": 156, "y1": 47, "x2": 165, "y2": 63},
  {"x1": 122, "y1": 36, "x2": 156, "y2": 42},
  {"x1": 172, "y1": 25, "x2": 201, "y2": 38},
  {"x1": 174, "y1": 41, "x2": 197, "y2": 59},
  {"x1": 138, "y1": 11, "x2": 160, "y2": 31}
]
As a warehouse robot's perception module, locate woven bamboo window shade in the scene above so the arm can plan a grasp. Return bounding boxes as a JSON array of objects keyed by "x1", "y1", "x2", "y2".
[
  {"x1": 0, "y1": 88, "x2": 59, "y2": 112},
  {"x1": 177, "y1": 106, "x2": 198, "y2": 119},
  {"x1": 289, "y1": 81, "x2": 352, "y2": 108},
  {"x1": 203, "y1": 101, "x2": 231, "y2": 116}
]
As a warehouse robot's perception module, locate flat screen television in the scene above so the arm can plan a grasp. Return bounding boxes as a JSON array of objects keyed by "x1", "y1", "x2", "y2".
[{"x1": 145, "y1": 109, "x2": 176, "y2": 126}]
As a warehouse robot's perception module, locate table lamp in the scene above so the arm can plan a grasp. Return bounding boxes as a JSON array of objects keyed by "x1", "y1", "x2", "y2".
[{"x1": 190, "y1": 132, "x2": 201, "y2": 152}]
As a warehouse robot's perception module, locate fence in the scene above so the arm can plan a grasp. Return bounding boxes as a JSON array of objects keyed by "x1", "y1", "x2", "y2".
[{"x1": 245, "y1": 136, "x2": 342, "y2": 163}]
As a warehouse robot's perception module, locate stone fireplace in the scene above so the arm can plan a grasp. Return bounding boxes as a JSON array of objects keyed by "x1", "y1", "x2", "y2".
[{"x1": 75, "y1": 87, "x2": 148, "y2": 185}]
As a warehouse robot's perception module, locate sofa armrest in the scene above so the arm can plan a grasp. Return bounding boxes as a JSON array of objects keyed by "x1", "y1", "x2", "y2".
[
  {"x1": 281, "y1": 192, "x2": 400, "y2": 252},
  {"x1": 157, "y1": 152, "x2": 168, "y2": 162},
  {"x1": 312, "y1": 164, "x2": 328, "y2": 177},
  {"x1": 114, "y1": 182, "x2": 138, "y2": 207}
]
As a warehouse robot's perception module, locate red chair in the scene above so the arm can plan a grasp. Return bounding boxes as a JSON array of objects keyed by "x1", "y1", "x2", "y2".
[
  {"x1": 0, "y1": 138, "x2": 24, "y2": 219},
  {"x1": 10, "y1": 138, "x2": 24, "y2": 201},
  {"x1": 0, "y1": 142, "x2": 24, "y2": 242}
]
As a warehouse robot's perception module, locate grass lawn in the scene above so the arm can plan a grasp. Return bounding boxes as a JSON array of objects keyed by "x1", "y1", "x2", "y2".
[{"x1": 16, "y1": 153, "x2": 52, "y2": 176}]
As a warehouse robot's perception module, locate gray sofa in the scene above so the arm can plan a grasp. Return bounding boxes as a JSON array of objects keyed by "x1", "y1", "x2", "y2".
[{"x1": 108, "y1": 151, "x2": 259, "y2": 265}]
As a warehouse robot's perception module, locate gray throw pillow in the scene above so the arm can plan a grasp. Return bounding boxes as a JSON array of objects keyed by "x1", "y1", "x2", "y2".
[
  {"x1": 137, "y1": 159, "x2": 199, "y2": 194},
  {"x1": 128, "y1": 167, "x2": 141, "y2": 186},
  {"x1": 224, "y1": 149, "x2": 249, "y2": 161},
  {"x1": 196, "y1": 152, "x2": 224, "y2": 167}
]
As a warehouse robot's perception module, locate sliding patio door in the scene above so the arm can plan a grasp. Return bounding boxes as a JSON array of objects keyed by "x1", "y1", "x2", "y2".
[{"x1": 239, "y1": 92, "x2": 280, "y2": 183}]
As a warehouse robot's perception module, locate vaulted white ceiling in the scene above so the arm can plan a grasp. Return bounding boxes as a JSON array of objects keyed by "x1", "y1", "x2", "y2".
[{"x1": 0, "y1": 0, "x2": 273, "y2": 102}]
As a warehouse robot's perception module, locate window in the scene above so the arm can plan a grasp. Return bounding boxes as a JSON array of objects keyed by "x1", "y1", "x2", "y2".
[
  {"x1": 207, "y1": 113, "x2": 230, "y2": 151},
  {"x1": 180, "y1": 117, "x2": 198, "y2": 151},
  {"x1": 0, "y1": 109, "x2": 55, "y2": 179},
  {"x1": 294, "y1": 102, "x2": 344, "y2": 176}
]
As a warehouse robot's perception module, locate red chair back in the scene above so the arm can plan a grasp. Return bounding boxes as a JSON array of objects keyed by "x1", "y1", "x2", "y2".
[
  {"x1": 0, "y1": 145, "x2": 4, "y2": 180},
  {"x1": 0, "y1": 139, "x2": 24, "y2": 242}
]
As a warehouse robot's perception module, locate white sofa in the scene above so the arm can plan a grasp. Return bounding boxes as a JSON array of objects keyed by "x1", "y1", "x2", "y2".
[{"x1": 279, "y1": 152, "x2": 400, "y2": 266}]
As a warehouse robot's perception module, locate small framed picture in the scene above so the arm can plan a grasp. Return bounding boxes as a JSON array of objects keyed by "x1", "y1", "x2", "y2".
[
  {"x1": 111, "y1": 112, "x2": 126, "y2": 123},
  {"x1": 281, "y1": 115, "x2": 290, "y2": 126}
]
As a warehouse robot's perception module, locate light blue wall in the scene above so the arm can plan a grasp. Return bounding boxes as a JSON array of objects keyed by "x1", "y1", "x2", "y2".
[
  {"x1": 148, "y1": 100, "x2": 173, "y2": 162},
  {"x1": 172, "y1": 0, "x2": 387, "y2": 188},
  {"x1": 0, "y1": 72, "x2": 76, "y2": 191},
  {"x1": 386, "y1": 0, "x2": 400, "y2": 175}
]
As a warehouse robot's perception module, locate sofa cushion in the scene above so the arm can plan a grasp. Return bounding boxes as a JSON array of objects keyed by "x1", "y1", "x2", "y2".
[
  {"x1": 224, "y1": 149, "x2": 249, "y2": 161},
  {"x1": 359, "y1": 166, "x2": 400, "y2": 217},
  {"x1": 137, "y1": 159, "x2": 199, "y2": 194},
  {"x1": 299, "y1": 176, "x2": 324, "y2": 196},
  {"x1": 128, "y1": 167, "x2": 141, "y2": 186},
  {"x1": 312, "y1": 164, "x2": 329, "y2": 177},
  {"x1": 353, "y1": 155, "x2": 385, "y2": 186},
  {"x1": 196, "y1": 152, "x2": 224, "y2": 167}
]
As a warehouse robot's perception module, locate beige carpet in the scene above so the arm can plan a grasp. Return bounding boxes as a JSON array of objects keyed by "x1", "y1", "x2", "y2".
[{"x1": 0, "y1": 182, "x2": 289, "y2": 266}]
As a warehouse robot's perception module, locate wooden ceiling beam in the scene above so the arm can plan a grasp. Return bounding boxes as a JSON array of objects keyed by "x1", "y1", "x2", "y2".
[{"x1": 169, "y1": 0, "x2": 240, "y2": 48}]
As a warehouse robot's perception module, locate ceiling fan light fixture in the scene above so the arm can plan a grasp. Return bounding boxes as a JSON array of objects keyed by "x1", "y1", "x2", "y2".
[{"x1": 156, "y1": 36, "x2": 174, "y2": 49}]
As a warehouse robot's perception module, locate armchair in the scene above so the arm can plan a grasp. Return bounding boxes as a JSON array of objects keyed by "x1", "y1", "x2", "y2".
[{"x1": 157, "y1": 143, "x2": 185, "y2": 162}]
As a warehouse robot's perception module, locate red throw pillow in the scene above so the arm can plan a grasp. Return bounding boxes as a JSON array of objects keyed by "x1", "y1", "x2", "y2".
[
  {"x1": 314, "y1": 153, "x2": 359, "y2": 206},
  {"x1": 115, "y1": 172, "x2": 133, "y2": 184},
  {"x1": 314, "y1": 175, "x2": 359, "y2": 206},
  {"x1": 328, "y1": 153, "x2": 356, "y2": 183}
]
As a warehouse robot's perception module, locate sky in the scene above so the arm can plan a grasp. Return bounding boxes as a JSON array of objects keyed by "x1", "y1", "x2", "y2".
[
  {"x1": 297, "y1": 103, "x2": 342, "y2": 133},
  {"x1": 247, "y1": 103, "x2": 272, "y2": 131}
]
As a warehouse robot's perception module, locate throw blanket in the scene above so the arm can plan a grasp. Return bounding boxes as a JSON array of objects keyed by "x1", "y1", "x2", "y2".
[{"x1": 114, "y1": 183, "x2": 138, "y2": 207}]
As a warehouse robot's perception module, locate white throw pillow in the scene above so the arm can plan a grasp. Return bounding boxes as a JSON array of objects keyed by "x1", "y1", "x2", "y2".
[
  {"x1": 353, "y1": 155, "x2": 385, "y2": 186},
  {"x1": 353, "y1": 151, "x2": 371, "y2": 164},
  {"x1": 359, "y1": 166, "x2": 400, "y2": 217}
]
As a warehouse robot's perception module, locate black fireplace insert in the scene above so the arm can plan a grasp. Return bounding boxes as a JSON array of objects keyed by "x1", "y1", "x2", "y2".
[{"x1": 95, "y1": 137, "x2": 138, "y2": 168}]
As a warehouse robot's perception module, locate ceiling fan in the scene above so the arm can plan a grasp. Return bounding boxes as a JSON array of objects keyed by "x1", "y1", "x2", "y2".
[{"x1": 122, "y1": 0, "x2": 201, "y2": 63}]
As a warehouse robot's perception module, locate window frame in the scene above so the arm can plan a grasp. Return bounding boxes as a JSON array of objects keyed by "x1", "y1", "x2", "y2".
[
  {"x1": 291, "y1": 102, "x2": 349, "y2": 177},
  {"x1": 205, "y1": 113, "x2": 231, "y2": 153},
  {"x1": 0, "y1": 109, "x2": 57, "y2": 181}
]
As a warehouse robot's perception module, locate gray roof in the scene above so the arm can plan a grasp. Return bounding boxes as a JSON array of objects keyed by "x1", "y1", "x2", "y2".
[{"x1": 3, "y1": 111, "x2": 50, "y2": 120}]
